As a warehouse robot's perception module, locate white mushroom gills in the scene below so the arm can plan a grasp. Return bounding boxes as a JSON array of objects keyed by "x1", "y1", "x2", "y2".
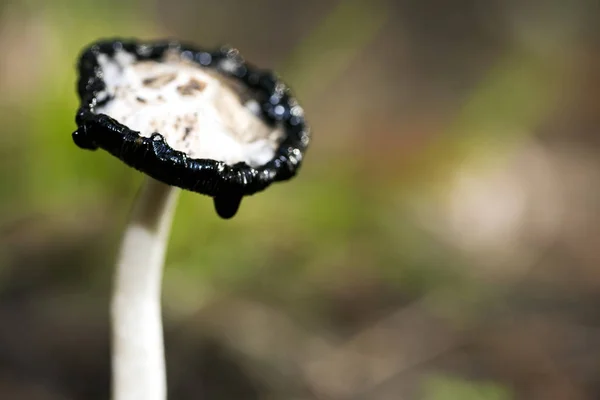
[{"x1": 95, "y1": 50, "x2": 283, "y2": 167}]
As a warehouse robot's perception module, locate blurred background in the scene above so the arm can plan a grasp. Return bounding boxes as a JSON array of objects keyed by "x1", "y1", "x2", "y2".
[{"x1": 1, "y1": 0, "x2": 600, "y2": 399}]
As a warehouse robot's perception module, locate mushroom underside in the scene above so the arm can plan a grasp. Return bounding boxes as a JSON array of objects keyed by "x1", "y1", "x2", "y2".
[{"x1": 95, "y1": 50, "x2": 284, "y2": 169}]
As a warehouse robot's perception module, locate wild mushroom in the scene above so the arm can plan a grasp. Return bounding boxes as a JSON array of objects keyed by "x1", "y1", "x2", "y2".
[{"x1": 72, "y1": 38, "x2": 309, "y2": 400}]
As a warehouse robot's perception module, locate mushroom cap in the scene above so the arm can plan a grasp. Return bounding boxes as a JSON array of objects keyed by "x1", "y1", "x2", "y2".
[{"x1": 73, "y1": 39, "x2": 310, "y2": 218}]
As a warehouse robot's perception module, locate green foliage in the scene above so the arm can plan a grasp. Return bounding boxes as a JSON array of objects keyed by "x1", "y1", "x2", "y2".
[{"x1": 422, "y1": 375, "x2": 513, "y2": 400}]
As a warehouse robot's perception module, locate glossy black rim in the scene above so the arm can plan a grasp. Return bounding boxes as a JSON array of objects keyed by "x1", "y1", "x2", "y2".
[{"x1": 73, "y1": 38, "x2": 309, "y2": 218}]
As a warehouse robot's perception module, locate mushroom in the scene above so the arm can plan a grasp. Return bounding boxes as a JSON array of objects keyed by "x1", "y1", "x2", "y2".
[{"x1": 72, "y1": 39, "x2": 309, "y2": 400}]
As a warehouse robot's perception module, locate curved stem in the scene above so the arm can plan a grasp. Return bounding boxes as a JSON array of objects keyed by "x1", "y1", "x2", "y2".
[{"x1": 111, "y1": 177, "x2": 180, "y2": 400}]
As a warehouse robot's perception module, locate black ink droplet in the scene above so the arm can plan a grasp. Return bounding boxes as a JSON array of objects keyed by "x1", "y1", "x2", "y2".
[{"x1": 213, "y1": 194, "x2": 242, "y2": 219}]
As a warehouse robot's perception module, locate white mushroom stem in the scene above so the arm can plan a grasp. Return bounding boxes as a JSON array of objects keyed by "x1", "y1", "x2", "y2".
[{"x1": 111, "y1": 177, "x2": 180, "y2": 400}]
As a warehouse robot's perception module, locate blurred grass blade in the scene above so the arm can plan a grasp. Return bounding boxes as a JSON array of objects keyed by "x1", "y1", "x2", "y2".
[{"x1": 280, "y1": 0, "x2": 389, "y2": 100}]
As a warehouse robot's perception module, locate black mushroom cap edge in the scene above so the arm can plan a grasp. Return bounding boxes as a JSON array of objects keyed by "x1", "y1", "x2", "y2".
[{"x1": 72, "y1": 38, "x2": 310, "y2": 218}]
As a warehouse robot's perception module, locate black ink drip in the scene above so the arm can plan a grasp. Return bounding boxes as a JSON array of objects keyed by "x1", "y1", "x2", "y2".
[{"x1": 213, "y1": 195, "x2": 243, "y2": 219}]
